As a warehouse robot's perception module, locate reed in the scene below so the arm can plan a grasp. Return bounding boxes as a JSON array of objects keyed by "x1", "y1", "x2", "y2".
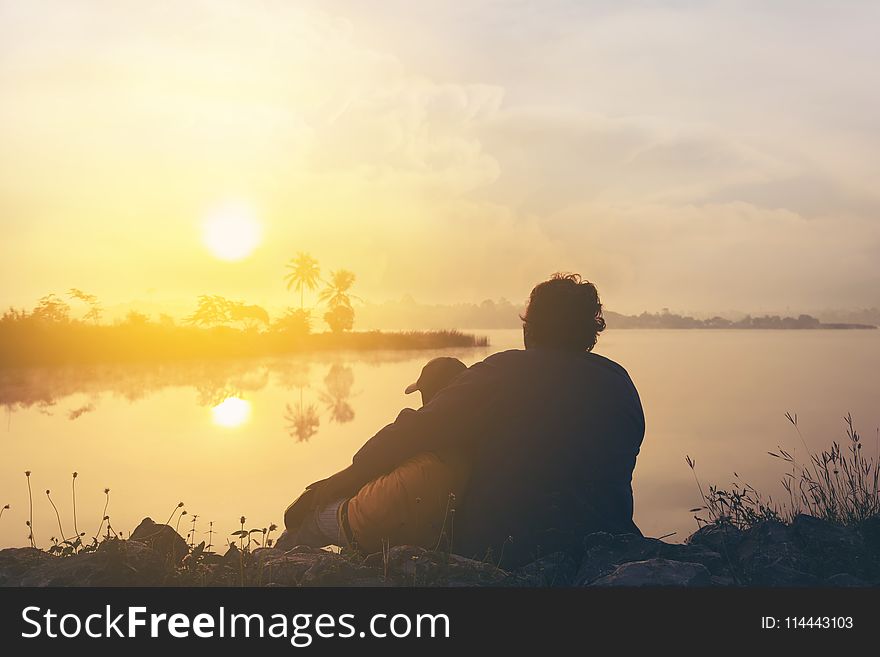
[{"x1": 689, "y1": 414, "x2": 879, "y2": 529}]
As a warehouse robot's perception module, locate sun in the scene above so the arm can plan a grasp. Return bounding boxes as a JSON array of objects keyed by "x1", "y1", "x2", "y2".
[
  {"x1": 211, "y1": 396, "x2": 252, "y2": 428},
  {"x1": 202, "y1": 203, "x2": 262, "y2": 261}
]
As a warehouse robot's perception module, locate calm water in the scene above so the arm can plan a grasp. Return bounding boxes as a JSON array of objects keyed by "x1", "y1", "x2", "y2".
[{"x1": 2, "y1": 329, "x2": 878, "y2": 548}]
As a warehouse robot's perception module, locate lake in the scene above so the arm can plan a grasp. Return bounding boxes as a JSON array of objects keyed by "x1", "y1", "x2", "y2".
[{"x1": 2, "y1": 328, "x2": 878, "y2": 548}]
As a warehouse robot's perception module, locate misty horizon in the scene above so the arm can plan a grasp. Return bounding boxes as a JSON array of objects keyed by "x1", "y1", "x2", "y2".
[{"x1": 6, "y1": 290, "x2": 879, "y2": 330}]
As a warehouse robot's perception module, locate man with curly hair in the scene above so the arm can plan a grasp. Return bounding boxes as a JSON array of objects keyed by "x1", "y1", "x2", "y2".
[{"x1": 280, "y1": 273, "x2": 645, "y2": 567}]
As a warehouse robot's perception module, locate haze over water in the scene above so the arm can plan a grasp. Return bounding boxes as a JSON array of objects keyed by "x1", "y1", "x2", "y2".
[{"x1": 3, "y1": 328, "x2": 878, "y2": 549}]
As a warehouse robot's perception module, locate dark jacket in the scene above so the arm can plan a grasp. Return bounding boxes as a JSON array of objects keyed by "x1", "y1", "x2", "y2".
[{"x1": 309, "y1": 348, "x2": 645, "y2": 567}]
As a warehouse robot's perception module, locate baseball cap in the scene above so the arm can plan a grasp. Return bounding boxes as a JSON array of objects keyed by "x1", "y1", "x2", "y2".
[{"x1": 404, "y1": 357, "x2": 467, "y2": 395}]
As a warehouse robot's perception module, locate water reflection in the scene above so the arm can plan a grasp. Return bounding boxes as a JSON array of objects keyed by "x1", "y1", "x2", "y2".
[
  {"x1": 1, "y1": 345, "x2": 492, "y2": 548},
  {"x1": 285, "y1": 396, "x2": 321, "y2": 442},
  {"x1": 320, "y1": 364, "x2": 356, "y2": 424},
  {"x1": 282, "y1": 363, "x2": 357, "y2": 442},
  {"x1": 2, "y1": 356, "x2": 377, "y2": 442},
  {"x1": 211, "y1": 397, "x2": 251, "y2": 428},
  {"x1": 68, "y1": 402, "x2": 96, "y2": 421},
  {"x1": 2, "y1": 330, "x2": 877, "y2": 546},
  {"x1": 196, "y1": 368, "x2": 269, "y2": 408},
  {"x1": 0, "y1": 359, "x2": 278, "y2": 412}
]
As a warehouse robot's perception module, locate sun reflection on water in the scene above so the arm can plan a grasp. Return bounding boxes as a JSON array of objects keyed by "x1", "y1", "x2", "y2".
[{"x1": 211, "y1": 396, "x2": 251, "y2": 428}]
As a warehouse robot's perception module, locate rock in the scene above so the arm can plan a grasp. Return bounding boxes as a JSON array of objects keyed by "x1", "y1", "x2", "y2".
[
  {"x1": 285, "y1": 544, "x2": 322, "y2": 555},
  {"x1": 856, "y1": 514, "x2": 880, "y2": 551},
  {"x1": 385, "y1": 545, "x2": 427, "y2": 568},
  {"x1": 738, "y1": 519, "x2": 792, "y2": 557},
  {"x1": 0, "y1": 548, "x2": 55, "y2": 586},
  {"x1": 368, "y1": 546, "x2": 508, "y2": 586},
  {"x1": 252, "y1": 547, "x2": 283, "y2": 565},
  {"x1": 16, "y1": 539, "x2": 168, "y2": 586},
  {"x1": 575, "y1": 532, "x2": 726, "y2": 585},
  {"x1": 590, "y1": 559, "x2": 712, "y2": 587},
  {"x1": 516, "y1": 551, "x2": 580, "y2": 586},
  {"x1": 361, "y1": 551, "x2": 386, "y2": 570},
  {"x1": 129, "y1": 517, "x2": 188, "y2": 564},
  {"x1": 687, "y1": 522, "x2": 744, "y2": 554},
  {"x1": 3, "y1": 515, "x2": 875, "y2": 587},
  {"x1": 260, "y1": 552, "x2": 330, "y2": 586},
  {"x1": 575, "y1": 533, "x2": 656, "y2": 584},
  {"x1": 735, "y1": 520, "x2": 810, "y2": 585},
  {"x1": 658, "y1": 542, "x2": 726, "y2": 575},
  {"x1": 747, "y1": 564, "x2": 821, "y2": 587},
  {"x1": 301, "y1": 554, "x2": 377, "y2": 587},
  {"x1": 790, "y1": 514, "x2": 867, "y2": 578},
  {"x1": 825, "y1": 573, "x2": 870, "y2": 587}
]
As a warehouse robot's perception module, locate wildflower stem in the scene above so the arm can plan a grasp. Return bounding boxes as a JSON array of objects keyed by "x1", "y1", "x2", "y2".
[{"x1": 46, "y1": 490, "x2": 67, "y2": 542}]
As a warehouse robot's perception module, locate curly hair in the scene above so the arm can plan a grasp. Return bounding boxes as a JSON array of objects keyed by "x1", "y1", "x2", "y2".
[{"x1": 521, "y1": 273, "x2": 606, "y2": 352}]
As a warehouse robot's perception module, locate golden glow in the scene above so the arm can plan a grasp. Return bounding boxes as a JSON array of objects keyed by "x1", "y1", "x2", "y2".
[
  {"x1": 202, "y1": 205, "x2": 262, "y2": 262},
  {"x1": 211, "y1": 396, "x2": 252, "y2": 428}
]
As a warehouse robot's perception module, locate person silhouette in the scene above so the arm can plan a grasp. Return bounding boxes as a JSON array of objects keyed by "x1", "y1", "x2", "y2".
[
  {"x1": 277, "y1": 357, "x2": 471, "y2": 552},
  {"x1": 278, "y1": 274, "x2": 644, "y2": 567}
]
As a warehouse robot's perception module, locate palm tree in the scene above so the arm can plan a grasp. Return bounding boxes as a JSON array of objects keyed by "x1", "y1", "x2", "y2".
[
  {"x1": 320, "y1": 270, "x2": 359, "y2": 333},
  {"x1": 284, "y1": 392, "x2": 320, "y2": 442},
  {"x1": 284, "y1": 253, "x2": 321, "y2": 309},
  {"x1": 318, "y1": 270, "x2": 357, "y2": 309},
  {"x1": 280, "y1": 363, "x2": 319, "y2": 441}
]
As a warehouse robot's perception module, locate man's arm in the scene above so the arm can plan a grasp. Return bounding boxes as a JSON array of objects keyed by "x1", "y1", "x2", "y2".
[
  {"x1": 308, "y1": 358, "x2": 498, "y2": 504},
  {"x1": 352, "y1": 358, "x2": 496, "y2": 467},
  {"x1": 303, "y1": 409, "x2": 418, "y2": 506}
]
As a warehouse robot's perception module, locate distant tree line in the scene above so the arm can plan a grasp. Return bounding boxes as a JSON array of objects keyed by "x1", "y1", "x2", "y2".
[
  {"x1": 604, "y1": 310, "x2": 875, "y2": 330},
  {"x1": 1, "y1": 253, "x2": 360, "y2": 337},
  {"x1": 0, "y1": 257, "x2": 488, "y2": 367},
  {"x1": 355, "y1": 298, "x2": 877, "y2": 330}
]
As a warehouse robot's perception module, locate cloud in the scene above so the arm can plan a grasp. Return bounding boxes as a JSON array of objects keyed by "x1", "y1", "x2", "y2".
[
  {"x1": 705, "y1": 175, "x2": 880, "y2": 220},
  {"x1": 544, "y1": 200, "x2": 880, "y2": 311},
  {"x1": 307, "y1": 79, "x2": 504, "y2": 195},
  {"x1": 475, "y1": 107, "x2": 790, "y2": 213},
  {"x1": 1, "y1": 0, "x2": 879, "y2": 313}
]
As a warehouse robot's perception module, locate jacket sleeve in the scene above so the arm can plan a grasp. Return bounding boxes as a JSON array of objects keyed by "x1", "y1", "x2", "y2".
[{"x1": 308, "y1": 358, "x2": 498, "y2": 503}]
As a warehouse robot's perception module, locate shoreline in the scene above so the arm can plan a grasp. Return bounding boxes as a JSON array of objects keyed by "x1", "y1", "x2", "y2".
[
  {"x1": 1, "y1": 514, "x2": 877, "y2": 587},
  {"x1": 3, "y1": 322, "x2": 875, "y2": 370},
  {"x1": 0, "y1": 327, "x2": 490, "y2": 369}
]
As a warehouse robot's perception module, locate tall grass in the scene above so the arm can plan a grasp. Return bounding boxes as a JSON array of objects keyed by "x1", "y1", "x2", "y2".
[
  {"x1": 689, "y1": 414, "x2": 880, "y2": 529},
  {"x1": 775, "y1": 413, "x2": 880, "y2": 524}
]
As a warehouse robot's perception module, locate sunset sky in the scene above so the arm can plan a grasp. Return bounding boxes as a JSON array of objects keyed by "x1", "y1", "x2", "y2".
[{"x1": 1, "y1": 0, "x2": 879, "y2": 316}]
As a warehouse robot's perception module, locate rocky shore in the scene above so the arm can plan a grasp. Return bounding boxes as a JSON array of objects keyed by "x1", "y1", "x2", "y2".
[{"x1": 1, "y1": 514, "x2": 878, "y2": 587}]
